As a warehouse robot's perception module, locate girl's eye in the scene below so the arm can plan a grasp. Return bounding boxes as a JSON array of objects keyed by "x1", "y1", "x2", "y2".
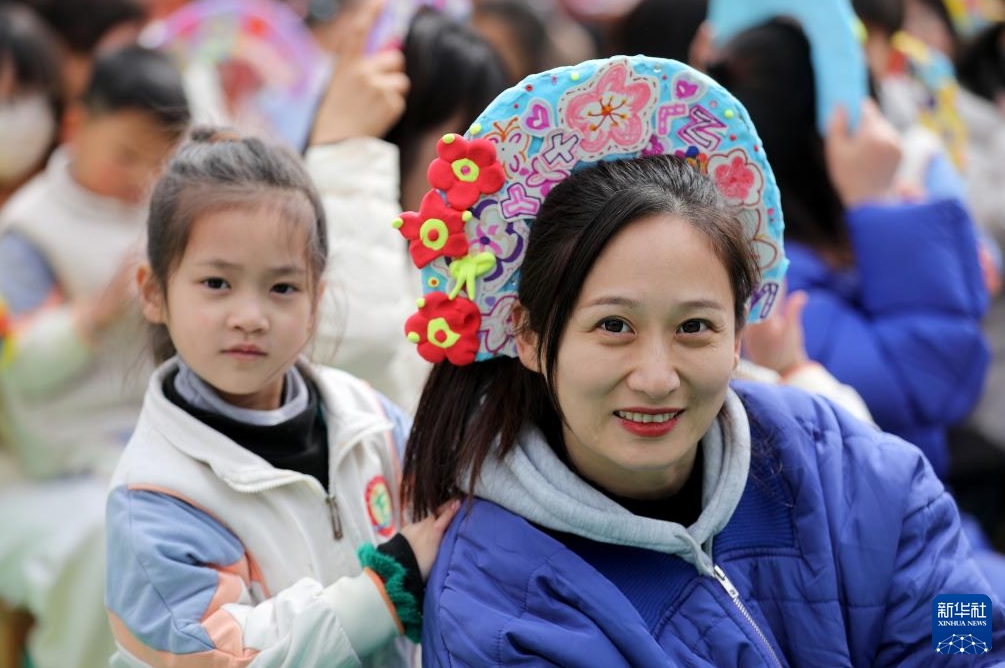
[
  {"x1": 599, "y1": 318, "x2": 632, "y2": 334},
  {"x1": 678, "y1": 319, "x2": 708, "y2": 334},
  {"x1": 202, "y1": 278, "x2": 228, "y2": 290},
  {"x1": 272, "y1": 283, "x2": 298, "y2": 295}
]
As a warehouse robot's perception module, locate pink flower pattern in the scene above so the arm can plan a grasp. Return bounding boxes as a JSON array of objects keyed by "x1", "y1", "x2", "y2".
[
  {"x1": 707, "y1": 148, "x2": 764, "y2": 207},
  {"x1": 560, "y1": 61, "x2": 658, "y2": 160}
]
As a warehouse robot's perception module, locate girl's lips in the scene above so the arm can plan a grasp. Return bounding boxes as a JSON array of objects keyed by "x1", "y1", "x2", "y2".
[{"x1": 223, "y1": 347, "x2": 266, "y2": 360}]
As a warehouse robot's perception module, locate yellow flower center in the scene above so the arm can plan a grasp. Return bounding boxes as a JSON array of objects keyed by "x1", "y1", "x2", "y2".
[
  {"x1": 452, "y1": 158, "x2": 480, "y2": 183},
  {"x1": 420, "y1": 218, "x2": 449, "y2": 251},
  {"x1": 428, "y1": 318, "x2": 461, "y2": 349}
]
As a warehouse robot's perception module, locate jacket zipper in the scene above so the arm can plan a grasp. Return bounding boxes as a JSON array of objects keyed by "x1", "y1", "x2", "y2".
[
  {"x1": 713, "y1": 564, "x2": 783, "y2": 668},
  {"x1": 326, "y1": 494, "x2": 343, "y2": 540}
]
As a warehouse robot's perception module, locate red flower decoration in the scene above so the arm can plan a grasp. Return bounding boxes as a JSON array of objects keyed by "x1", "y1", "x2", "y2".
[
  {"x1": 405, "y1": 292, "x2": 481, "y2": 365},
  {"x1": 427, "y1": 134, "x2": 506, "y2": 210},
  {"x1": 394, "y1": 191, "x2": 471, "y2": 268}
]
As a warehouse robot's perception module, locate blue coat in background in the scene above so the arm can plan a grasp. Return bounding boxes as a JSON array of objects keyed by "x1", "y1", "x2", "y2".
[
  {"x1": 422, "y1": 383, "x2": 1005, "y2": 667},
  {"x1": 785, "y1": 198, "x2": 990, "y2": 479}
]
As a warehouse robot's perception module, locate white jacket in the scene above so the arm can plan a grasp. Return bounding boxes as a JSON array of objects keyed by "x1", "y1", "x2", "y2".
[
  {"x1": 106, "y1": 358, "x2": 413, "y2": 667},
  {"x1": 305, "y1": 139, "x2": 430, "y2": 414}
]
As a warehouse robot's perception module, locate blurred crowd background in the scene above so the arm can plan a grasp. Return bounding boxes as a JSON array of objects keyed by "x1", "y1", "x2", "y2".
[{"x1": 3, "y1": 0, "x2": 1005, "y2": 665}]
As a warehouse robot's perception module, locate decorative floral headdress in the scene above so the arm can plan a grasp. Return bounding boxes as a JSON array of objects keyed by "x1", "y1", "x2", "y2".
[{"x1": 394, "y1": 55, "x2": 787, "y2": 366}]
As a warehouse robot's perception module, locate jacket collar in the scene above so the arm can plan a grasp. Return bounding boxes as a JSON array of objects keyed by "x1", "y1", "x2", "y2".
[
  {"x1": 469, "y1": 388, "x2": 751, "y2": 575},
  {"x1": 143, "y1": 357, "x2": 391, "y2": 492}
]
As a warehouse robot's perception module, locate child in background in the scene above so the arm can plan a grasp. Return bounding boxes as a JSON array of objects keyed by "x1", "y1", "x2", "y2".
[
  {"x1": 32, "y1": 0, "x2": 148, "y2": 101},
  {"x1": 0, "y1": 4, "x2": 63, "y2": 210},
  {"x1": 107, "y1": 127, "x2": 459, "y2": 667},
  {"x1": 0, "y1": 44, "x2": 188, "y2": 668}
]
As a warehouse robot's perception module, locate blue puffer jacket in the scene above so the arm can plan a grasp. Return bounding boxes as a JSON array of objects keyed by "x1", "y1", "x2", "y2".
[
  {"x1": 422, "y1": 383, "x2": 1005, "y2": 667},
  {"x1": 785, "y1": 198, "x2": 989, "y2": 479}
]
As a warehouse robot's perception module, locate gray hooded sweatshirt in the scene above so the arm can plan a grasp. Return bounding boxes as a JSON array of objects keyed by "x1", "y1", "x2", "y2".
[{"x1": 467, "y1": 388, "x2": 751, "y2": 576}]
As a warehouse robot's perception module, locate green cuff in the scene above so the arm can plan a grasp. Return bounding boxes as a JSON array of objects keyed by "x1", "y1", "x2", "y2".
[{"x1": 357, "y1": 543, "x2": 422, "y2": 642}]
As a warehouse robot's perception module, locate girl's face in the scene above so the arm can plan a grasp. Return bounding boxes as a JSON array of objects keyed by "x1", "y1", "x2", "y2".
[
  {"x1": 140, "y1": 206, "x2": 320, "y2": 410},
  {"x1": 518, "y1": 213, "x2": 740, "y2": 500}
]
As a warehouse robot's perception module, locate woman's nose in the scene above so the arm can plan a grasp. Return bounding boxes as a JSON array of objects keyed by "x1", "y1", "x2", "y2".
[{"x1": 626, "y1": 340, "x2": 681, "y2": 399}]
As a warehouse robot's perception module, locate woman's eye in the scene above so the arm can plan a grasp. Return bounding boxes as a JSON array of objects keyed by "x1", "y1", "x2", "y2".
[
  {"x1": 272, "y1": 283, "x2": 298, "y2": 295},
  {"x1": 599, "y1": 318, "x2": 631, "y2": 334},
  {"x1": 202, "y1": 278, "x2": 228, "y2": 290},
  {"x1": 679, "y1": 319, "x2": 708, "y2": 334}
]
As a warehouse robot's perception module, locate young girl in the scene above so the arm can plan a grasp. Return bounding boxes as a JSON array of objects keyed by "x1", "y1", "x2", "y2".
[
  {"x1": 398, "y1": 55, "x2": 1004, "y2": 666},
  {"x1": 106, "y1": 128, "x2": 457, "y2": 667}
]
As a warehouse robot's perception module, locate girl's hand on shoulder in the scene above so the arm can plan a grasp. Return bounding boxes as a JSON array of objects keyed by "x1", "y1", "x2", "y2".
[
  {"x1": 399, "y1": 499, "x2": 461, "y2": 581},
  {"x1": 825, "y1": 99, "x2": 902, "y2": 207}
]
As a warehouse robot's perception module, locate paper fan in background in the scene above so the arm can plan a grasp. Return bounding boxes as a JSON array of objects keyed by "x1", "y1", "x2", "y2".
[
  {"x1": 366, "y1": 0, "x2": 472, "y2": 53},
  {"x1": 141, "y1": 0, "x2": 329, "y2": 149}
]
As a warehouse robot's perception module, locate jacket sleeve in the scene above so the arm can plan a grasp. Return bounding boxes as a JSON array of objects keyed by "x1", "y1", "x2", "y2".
[
  {"x1": 106, "y1": 486, "x2": 404, "y2": 668},
  {"x1": 791, "y1": 199, "x2": 989, "y2": 460},
  {"x1": 304, "y1": 139, "x2": 429, "y2": 414},
  {"x1": 872, "y1": 454, "x2": 1005, "y2": 666},
  {"x1": 0, "y1": 231, "x2": 93, "y2": 397}
]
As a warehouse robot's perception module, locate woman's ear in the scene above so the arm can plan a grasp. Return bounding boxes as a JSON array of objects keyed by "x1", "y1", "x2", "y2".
[
  {"x1": 136, "y1": 263, "x2": 165, "y2": 325},
  {"x1": 512, "y1": 302, "x2": 542, "y2": 373}
]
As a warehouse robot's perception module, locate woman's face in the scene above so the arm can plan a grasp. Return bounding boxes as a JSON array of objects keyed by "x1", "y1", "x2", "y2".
[{"x1": 519, "y1": 213, "x2": 740, "y2": 500}]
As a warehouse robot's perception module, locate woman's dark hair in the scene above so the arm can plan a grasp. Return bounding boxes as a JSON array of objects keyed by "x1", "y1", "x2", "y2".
[
  {"x1": 957, "y1": 20, "x2": 1005, "y2": 102},
  {"x1": 709, "y1": 20, "x2": 850, "y2": 256},
  {"x1": 383, "y1": 7, "x2": 508, "y2": 180},
  {"x1": 146, "y1": 126, "x2": 328, "y2": 362},
  {"x1": 617, "y1": 0, "x2": 708, "y2": 64},
  {"x1": 403, "y1": 154, "x2": 760, "y2": 517},
  {"x1": 0, "y1": 4, "x2": 63, "y2": 113}
]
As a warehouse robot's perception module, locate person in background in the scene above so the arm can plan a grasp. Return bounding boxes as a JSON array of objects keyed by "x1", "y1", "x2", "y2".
[
  {"x1": 710, "y1": 20, "x2": 989, "y2": 481},
  {"x1": 108, "y1": 126, "x2": 458, "y2": 667},
  {"x1": 386, "y1": 6, "x2": 508, "y2": 212},
  {"x1": 29, "y1": 0, "x2": 149, "y2": 101},
  {"x1": 470, "y1": 0, "x2": 550, "y2": 84},
  {"x1": 306, "y1": 0, "x2": 506, "y2": 412},
  {"x1": 616, "y1": 0, "x2": 711, "y2": 68},
  {"x1": 0, "y1": 44, "x2": 189, "y2": 668},
  {"x1": 0, "y1": 4, "x2": 63, "y2": 211},
  {"x1": 947, "y1": 15, "x2": 1005, "y2": 544}
]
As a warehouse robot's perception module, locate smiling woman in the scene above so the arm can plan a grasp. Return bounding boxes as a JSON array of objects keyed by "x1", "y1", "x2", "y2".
[{"x1": 400, "y1": 55, "x2": 1005, "y2": 667}]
